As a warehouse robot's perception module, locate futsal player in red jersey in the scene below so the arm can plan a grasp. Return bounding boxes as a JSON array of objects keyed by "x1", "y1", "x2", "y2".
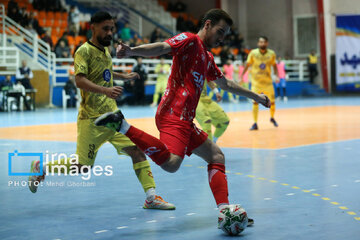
[{"x1": 95, "y1": 9, "x2": 270, "y2": 227}]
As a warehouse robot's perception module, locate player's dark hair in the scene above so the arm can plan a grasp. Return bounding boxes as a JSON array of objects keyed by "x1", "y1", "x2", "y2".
[
  {"x1": 200, "y1": 9, "x2": 233, "y2": 29},
  {"x1": 259, "y1": 36, "x2": 268, "y2": 42},
  {"x1": 91, "y1": 11, "x2": 113, "y2": 24}
]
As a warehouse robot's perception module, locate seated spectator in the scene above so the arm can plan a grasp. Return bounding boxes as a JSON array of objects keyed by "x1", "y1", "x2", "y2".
[
  {"x1": 28, "y1": 12, "x2": 44, "y2": 36},
  {"x1": 7, "y1": 0, "x2": 20, "y2": 23},
  {"x1": 150, "y1": 27, "x2": 163, "y2": 43},
  {"x1": 41, "y1": 30, "x2": 54, "y2": 51},
  {"x1": 55, "y1": 40, "x2": 71, "y2": 58},
  {"x1": 19, "y1": 7, "x2": 29, "y2": 27},
  {"x1": 1, "y1": 75, "x2": 13, "y2": 90},
  {"x1": 176, "y1": 13, "x2": 186, "y2": 32},
  {"x1": 120, "y1": 23, "x2": 132, "y2": 42},
  {"x1": 133, "y1": 33, "x2": 143, "y2": 45},
  {"x1": 63, "y1": 76, "x2": 78, "y2": 108},
  {"x1": 56, "y1": 32, "x2": 69, "y2": 47},
  {"x1": 11, "y1": 80, "x2": 31, "y2": 110},
  {"x1": 0, "y1": 75, "x2": 13, "y2": 111},
  {"x1": 16, "y1": 60, "x2": 33, "y2": 89}
]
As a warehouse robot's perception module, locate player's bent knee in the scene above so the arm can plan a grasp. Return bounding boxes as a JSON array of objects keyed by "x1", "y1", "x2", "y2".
[
  {"x1": 160, "y1": 155, "x2": 182, "y2": 173},
  {"x1": 211, "y1": 151, "x2": 225, "y2": 164}
]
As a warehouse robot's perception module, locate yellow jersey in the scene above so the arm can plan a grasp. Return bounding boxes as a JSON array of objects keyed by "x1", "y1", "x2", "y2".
[
  {"x1": 74, "y1": 41, "x2": 117, "y2": 120},
  {"x1": 247, "y1": 48, "x2": 276, "y2": 87},
  {"x1": 308, "y1": 54, "x2": 318, "y2": 64}
]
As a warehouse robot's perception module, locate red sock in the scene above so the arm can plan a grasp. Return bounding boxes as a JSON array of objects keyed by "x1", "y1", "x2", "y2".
[
  {"x1": 125, "y1": 126, "x2": 170, "y2": 165},
  {"x1": 208, "y1": 163, "x2": 229, "y2": 206}
]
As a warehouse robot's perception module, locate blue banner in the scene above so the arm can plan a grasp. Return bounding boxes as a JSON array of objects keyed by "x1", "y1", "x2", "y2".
[{"x1": 336, "y1": 15, "x2": 360, "y2": 92}]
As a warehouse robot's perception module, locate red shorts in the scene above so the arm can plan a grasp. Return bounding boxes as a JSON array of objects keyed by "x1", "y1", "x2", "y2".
[{"x1": 155, "y1": 115, "x2": 208, "y2": 158}]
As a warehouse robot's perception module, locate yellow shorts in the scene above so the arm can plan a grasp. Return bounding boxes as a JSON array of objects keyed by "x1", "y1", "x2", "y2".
[
  {"x1": 251, "y1": 84, "x2": 275, "y2": 103},
  {"x1": 154, "y1": 79, "x2": 167, "y2": 95},
  {"x1": 196, "y1": 98, "x2": 229, "y2": 126},
  {"x1": 76, "y1": 118, "x2": 135, "y2": 166}
]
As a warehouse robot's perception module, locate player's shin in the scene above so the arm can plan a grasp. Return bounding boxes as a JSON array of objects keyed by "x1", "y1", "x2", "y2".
[
  {"x1": 208, "y1": 163, "x2": 229, "y2": 207},
  {"x1": 270, "y1": 103, "x2": 275, "y2": 118},
  {"x1": 252, "y1": 103, "x2": 259, "y2": 123},
  {"x1": 133, "y1": 160, "x2": 156, "y2": 196}
]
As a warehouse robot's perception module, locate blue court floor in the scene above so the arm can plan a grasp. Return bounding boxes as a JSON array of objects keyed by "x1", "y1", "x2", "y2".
[{"x1": 0, "y1": 96, "x2": 360, "y2": 240}]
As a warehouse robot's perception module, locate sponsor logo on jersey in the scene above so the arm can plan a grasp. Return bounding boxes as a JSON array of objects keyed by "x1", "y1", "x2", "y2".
[
  {"x1": 103, "y1": 69, "x2": 111, "y2": 82},
  {"x1": 144, "y1": 147, "x2": 161, "y2": 156},
  {"x1": 169, "y1": 33, "x2": 188, "y2": 44},
  {"x1": 192, "y1": 71, "x2": 204, "y2": 89}
]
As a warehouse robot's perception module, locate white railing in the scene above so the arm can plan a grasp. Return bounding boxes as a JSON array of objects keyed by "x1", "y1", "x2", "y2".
[
  {"x1": 76, "y1": 0, "x2": 174, "y2": 37},
  {"x1": 0, "y1": 4, "x2": 5, "y2": 48},
  {"x1": 0, "y1": 3, "x2": 55, "y2": 104},
  {"x1": 0, "y1": 46, "x2": 19, "y2": 75},
  {"x1": 232, "y1": 60, "x2": 309, "y2": 81},
  {"x1": 53, "y1": 58, "x2": 309, "y2": 86}
]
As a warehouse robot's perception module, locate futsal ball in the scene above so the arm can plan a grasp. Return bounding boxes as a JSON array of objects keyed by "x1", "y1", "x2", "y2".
[{"x1": 218, "y1": 204, "x2": 248, "y2": 236}]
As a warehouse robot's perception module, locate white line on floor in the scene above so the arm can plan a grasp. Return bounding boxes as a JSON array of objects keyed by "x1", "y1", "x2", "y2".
[
  {"x1": 94, "y1": 230, "x2": 108, "y2": 234},
  {"x1": 117, "y1": 226, "x2": 128, "y2": 229},
  {"x1": 146, "y1": 220, "x2": 157, "y2": 223}
]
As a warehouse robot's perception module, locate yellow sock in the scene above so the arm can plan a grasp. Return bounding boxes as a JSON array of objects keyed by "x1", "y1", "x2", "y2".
[
  {"x1": 270, "y1": 103, "x2": 275, "y2": 118},
  {"x1": 46, "y1": 158, "x2": 72, "y2": 174},
  {"x1": 253, "y1": 103, "x2": 259, "y2": 123},
  {"x1": 133, "y1": 160, "x2": 156, "y2": 193}
]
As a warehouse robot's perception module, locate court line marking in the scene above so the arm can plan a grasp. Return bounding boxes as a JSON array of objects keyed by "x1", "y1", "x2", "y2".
[
  {"x1": 146, "y1": 220, "x2": 157, "y2": 223},
  {"x1": 242, "y1": 173, "x2": 358, "y2": 223},
  {"x1": 94, "y1": 230, "x2": 108, "y2": 234},
  {"x1": 208, "y1": 166, "x2": 358, "y2": 223},
  {"x1": 117, "y1": 226, "x2": 128, "y2": 229}
]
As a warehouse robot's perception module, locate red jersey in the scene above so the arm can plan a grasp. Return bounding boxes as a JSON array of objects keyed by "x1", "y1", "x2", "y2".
[{"x1": 157, "y1": 32, "x2": 223, "y2": 122}]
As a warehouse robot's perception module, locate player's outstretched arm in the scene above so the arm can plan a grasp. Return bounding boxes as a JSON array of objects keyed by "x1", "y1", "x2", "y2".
[
  {"x1": 113, "y1": 71, "x2": 139, "y2": 81},
  {"x1": 116, "y1": 41, "x2": 171, "y2": 58},
  {"x1": 214, "y1": 76, "x2": 270, "y2": 108},
  {"x1": 75, "y1": 73, "x2": 123, "y2": 99}
]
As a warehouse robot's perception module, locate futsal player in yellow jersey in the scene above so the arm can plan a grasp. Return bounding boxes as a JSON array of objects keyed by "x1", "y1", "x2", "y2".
[
  {"x1": 151, "y1": 56, "x2": 170, "y2": 107},
  {"x1": 240, "y1": 36, "x2": 279, "y2": 130},
  {"x1": 28, "y1": 11, "x2": 174, "y2": 210},
  {"x1": 196, "y1": 81, "x2": 230, "y2": 143}
]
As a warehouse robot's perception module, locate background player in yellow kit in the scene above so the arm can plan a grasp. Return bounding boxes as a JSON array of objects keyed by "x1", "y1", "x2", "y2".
[
  {"x1": 28, "y1": 11, "x2": 174, "y2": 210},
  {"x1": 151, "y1": 56, "x2": 171, "y2": 107},
  {"x1": 240, "y1": 36, "x2": 279, "y2": 130},
  {"x1": 196, "y1": 81, "x2": 230, "y2": 143}
]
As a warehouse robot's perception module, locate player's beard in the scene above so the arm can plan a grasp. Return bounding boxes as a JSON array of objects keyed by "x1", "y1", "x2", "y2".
[
  {"x1": 98, "y1": 36, "x2": 112, "y2": 47},
  {"x1": 259, "y1": 46, "x2": 267, "y2": 50}
]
